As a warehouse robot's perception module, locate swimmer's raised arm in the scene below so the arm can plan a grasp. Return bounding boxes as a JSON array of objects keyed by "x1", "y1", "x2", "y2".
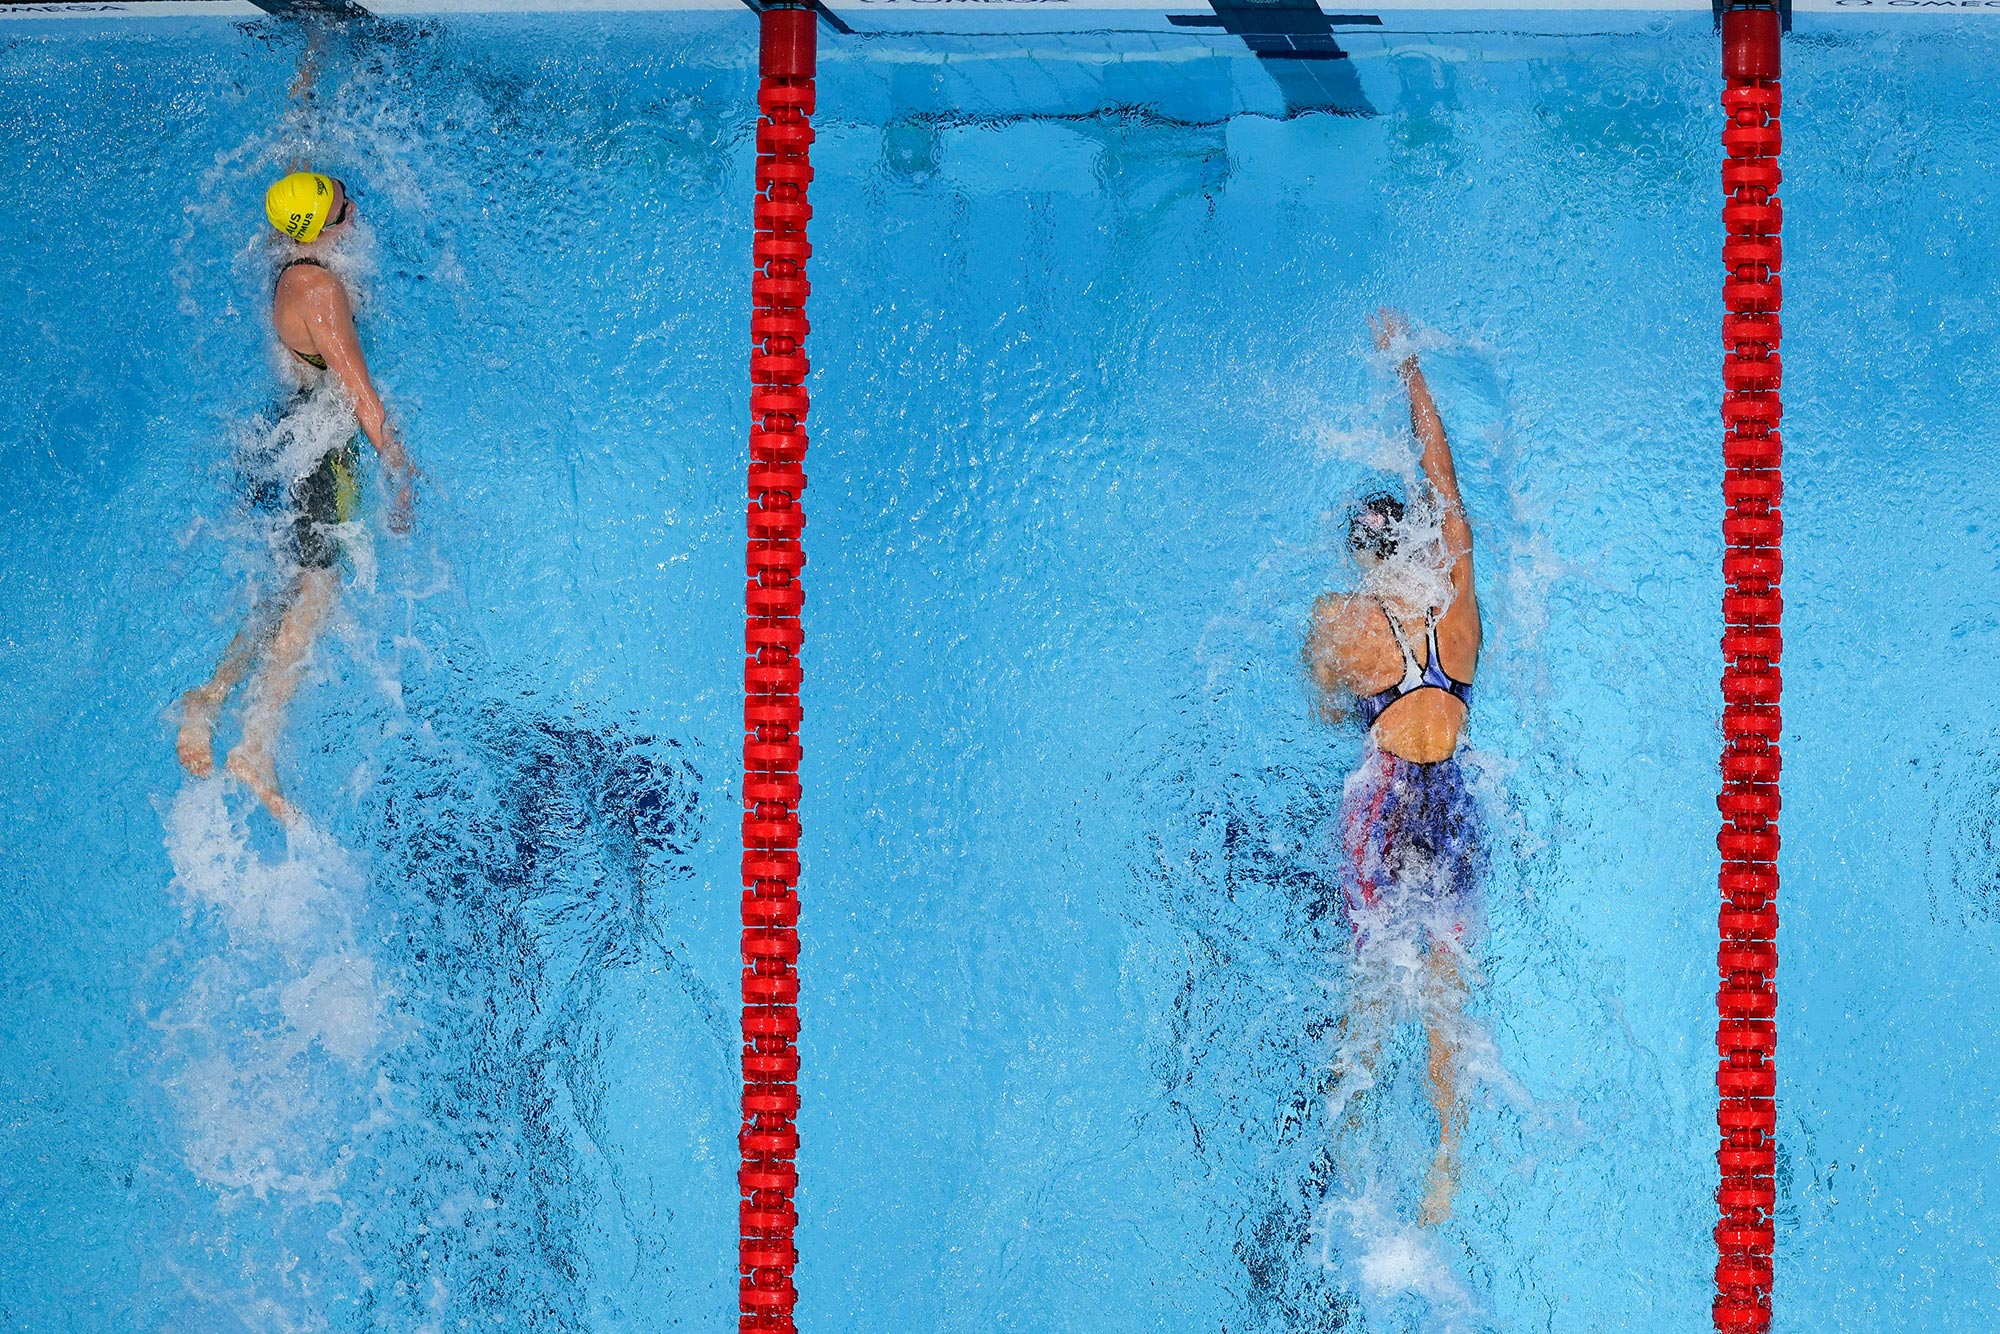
[
  {"x1": 1404, "y1": 356, "x2": 1473, "y2": 597},
  {"x1": 288, "y1": 26, "x2": 325, "y2": 109},
  {"x1": 1373, "y1": 310, "x2": 1478, "y2": 637}
]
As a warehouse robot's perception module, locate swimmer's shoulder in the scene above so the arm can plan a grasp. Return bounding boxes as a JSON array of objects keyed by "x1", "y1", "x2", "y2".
[
  {"x1": 1307, "y1": 592, "x2": 1378, "y2": 692},
  {"x1": 1311, "y1": 590, "x2": 1376, "y2": 638},
  {"x1": 274, "y1": 258, "x2": 345, "y2": 306}
]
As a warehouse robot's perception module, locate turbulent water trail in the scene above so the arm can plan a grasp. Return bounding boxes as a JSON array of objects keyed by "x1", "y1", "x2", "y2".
[{"x1": 147, "y1": 781, "x2": 391, "y2": 1333}]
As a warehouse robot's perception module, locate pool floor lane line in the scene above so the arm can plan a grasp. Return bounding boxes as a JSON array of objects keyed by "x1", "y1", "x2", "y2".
[
  {"x1": 1714, "y1": 5, "x2": 1784, "y2": 1331},
  {"x1": 740, "y1": 4, "x2": 814, "y2": 1330}
]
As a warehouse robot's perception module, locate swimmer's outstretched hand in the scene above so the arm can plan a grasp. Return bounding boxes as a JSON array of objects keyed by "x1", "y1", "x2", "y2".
[
  {"x1": 389, "y1": 472, "x2": 414, "y2": 536},
  {"x1": 381, "y1": 457, "x2": 418, "y2": 536},
  {"x1": 1371, "y1": 307, "x2": 1417, "y2": 364},
  {"x1": 375, "y1": 431, "x2": 418, "y2": 536}
]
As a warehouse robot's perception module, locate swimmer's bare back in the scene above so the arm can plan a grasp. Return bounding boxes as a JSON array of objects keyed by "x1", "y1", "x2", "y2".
[{"x1": 1310, "y1": 593, "x2": 1476, "y2": 763}]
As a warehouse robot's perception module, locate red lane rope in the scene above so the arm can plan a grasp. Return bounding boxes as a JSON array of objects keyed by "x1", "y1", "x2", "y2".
[
  {"x1": 742, "y1": 8, "x2": 815, "y2": 1331},
  {"x1": 1715, "y1": 8, "x2": 1782, "y2": 1331}
]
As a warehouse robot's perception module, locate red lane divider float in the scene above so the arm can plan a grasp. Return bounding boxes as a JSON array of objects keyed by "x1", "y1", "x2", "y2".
[
  {"x1": 1715, "y1": 7, "x2": 1783, "y2": 1332},
  {"x1": 742, "y1": 7, "x2": 815, "y2": 1331}
]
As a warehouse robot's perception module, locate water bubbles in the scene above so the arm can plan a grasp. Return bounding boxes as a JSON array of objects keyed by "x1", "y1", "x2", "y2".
[{"x1": 146, "y1": 780, "x2": 390, "y2": 1322}]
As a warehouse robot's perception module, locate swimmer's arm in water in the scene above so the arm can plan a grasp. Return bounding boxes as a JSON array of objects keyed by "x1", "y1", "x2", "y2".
[
  {"x1": 1375, "y1": 309, "x2": 1481, "y2": 665},
  {"x1": 287, "y1": 27, "x2": 324, "y2": 106},
  {"x1": 296, "y1": 265, "x2": 417, "y2": 533}
]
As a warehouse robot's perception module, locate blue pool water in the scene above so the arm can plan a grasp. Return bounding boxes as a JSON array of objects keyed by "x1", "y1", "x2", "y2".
[{"x1": 2, "y1": 12, "x2": 1999, "y2": 1331}]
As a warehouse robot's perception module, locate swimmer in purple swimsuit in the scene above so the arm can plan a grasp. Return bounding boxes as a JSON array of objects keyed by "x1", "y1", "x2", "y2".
[{"x1": 1305, "y1": 309, "x2": 1482, "y2": 1225}]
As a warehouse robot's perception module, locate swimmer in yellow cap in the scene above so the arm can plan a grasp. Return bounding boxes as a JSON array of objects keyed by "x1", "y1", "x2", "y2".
[
  {"x1": 263, "y1": 169, "x2": 342, "y2": 243},
  {"x1": 175, "y1": 169, "x2": 416, "y2": 823}
]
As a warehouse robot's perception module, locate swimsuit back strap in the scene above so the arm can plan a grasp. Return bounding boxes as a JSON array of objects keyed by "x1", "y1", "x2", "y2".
[
  {"x1": 1420, "y1": 619, "x2": 1455, "y2": 694},
  {"x1": 1378, "y1": 602, "x2": 1426, "y2": 692},
  {"x1": 1420, "y1": 610, "x2": 1474, "y2": 700},
  {"x1": 1360, "y1": 599, "x2": 1473, "y2": 725}
]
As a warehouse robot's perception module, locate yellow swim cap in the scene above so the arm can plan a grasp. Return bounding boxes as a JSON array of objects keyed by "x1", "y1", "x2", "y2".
[{"x1": 265, "y1": 172, "x2": 336, "y2": 243}]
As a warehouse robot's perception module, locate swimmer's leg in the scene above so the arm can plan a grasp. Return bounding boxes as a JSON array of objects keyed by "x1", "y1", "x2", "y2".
[
  {"x1": 1418, "y1": 946, "x2": 1469, "y2": 1226},
  {"x1": 225, "y1": 566, "x2": 334, "y2": 822},
  {"x1": 177, "y1": 589, "x2": 291, "y2": 778},
  {"x1": 1326, "y1": 978, "x2": 1392, "y2": 1189}
]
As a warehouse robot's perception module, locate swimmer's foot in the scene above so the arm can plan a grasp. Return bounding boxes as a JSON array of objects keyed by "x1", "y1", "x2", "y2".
[
  {"x1": 176, "y1": 687, "x2": 225, "y2": 778},
  {"x1": 226, "y1": 741, "x2": 294, "y2": 824},
  {"x1": 1417, "y1": 1153, "x2": 1457, "y2": 1227}
]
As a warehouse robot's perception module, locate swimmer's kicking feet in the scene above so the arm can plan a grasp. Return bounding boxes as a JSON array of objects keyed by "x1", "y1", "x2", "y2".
[
  {"x1": 1306, "y1": 309, "x2": 1484, "y2": 1225},
  {"x1": 175, "y1": 167, "x2": 412, "y2": 823},
  {"x1": 176, "y1": 686, "x2": 225, "y2": 778}
]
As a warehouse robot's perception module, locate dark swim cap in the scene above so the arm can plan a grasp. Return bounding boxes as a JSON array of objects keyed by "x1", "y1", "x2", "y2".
[{"x1": 1348, "y1": 491, "x2": 1406, "y2": 561}]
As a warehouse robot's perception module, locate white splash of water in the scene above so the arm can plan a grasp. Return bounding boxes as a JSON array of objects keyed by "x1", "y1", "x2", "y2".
[
  {"x1": 1314, "y1": 417, "x2": 1413, "y2": 477},
  {"x1": 1317, "y1": 1185, "x2": 1481, "y2": 1330},
  {"x1": 151, "y1": 780, "x2": 392, "y2": 1240},
  {"x1": 247, "y1": 379, "x2": 362, "y2": 495},
  {"x1": 1314, "y1": 745, "x2": 1550, "y2": 1325},
  {"x1": 1354, "y1": 487, "x2": 1459, "y2": 628}
]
